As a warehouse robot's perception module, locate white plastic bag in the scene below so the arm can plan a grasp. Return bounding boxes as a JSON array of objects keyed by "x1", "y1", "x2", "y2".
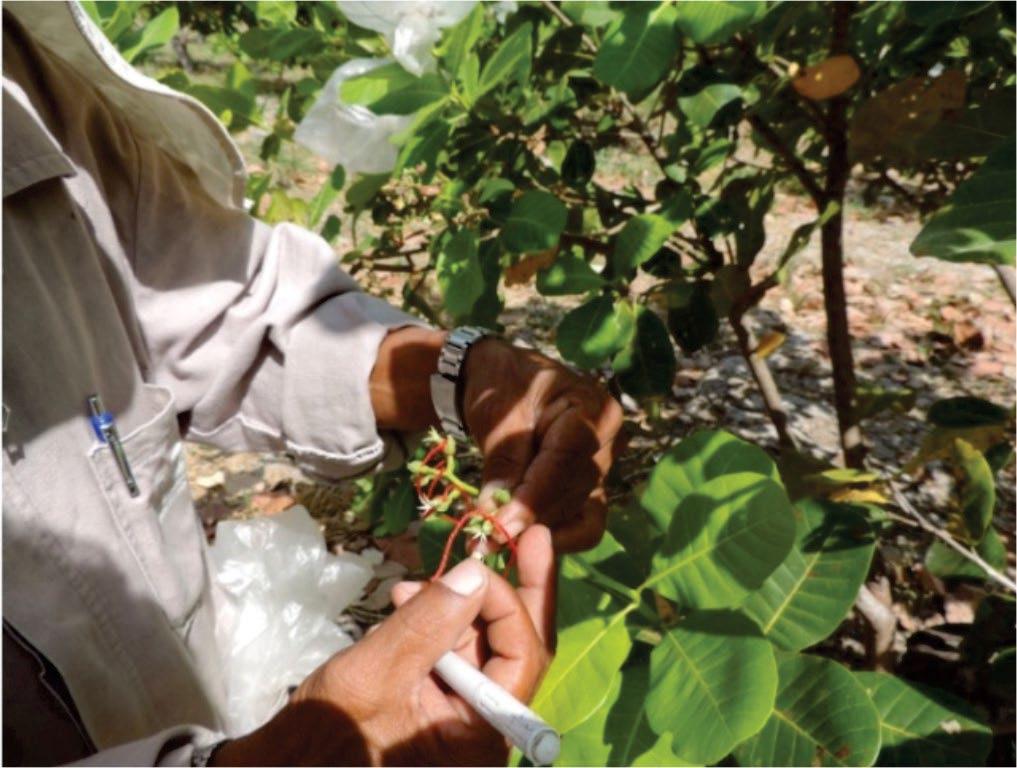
[
  {"x1": 337, "y1": 1, "x2": 476, "y2": 76},
  {"x1": 210, "y1": 506, "x2": 376, "y2": 734},
  {"x1": 293, "y1": 58, "x2": 414, "y2": 175}
]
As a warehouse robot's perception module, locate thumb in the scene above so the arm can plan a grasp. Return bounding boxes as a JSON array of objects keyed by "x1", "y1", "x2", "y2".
[{"x1": 356, "y1": 560, "x2": 489, "y2": 682}]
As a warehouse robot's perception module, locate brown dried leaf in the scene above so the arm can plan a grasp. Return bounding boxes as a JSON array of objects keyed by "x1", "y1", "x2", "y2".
[
  {"x1": 504, "y1": 247, "x2": 557, "y2": 286},
  {"x1": 792, "y1": 55, "x2": 861, "y2": 101},
  {"x1": 754, "y1": 330, "x2": 787, "y2": 359}
]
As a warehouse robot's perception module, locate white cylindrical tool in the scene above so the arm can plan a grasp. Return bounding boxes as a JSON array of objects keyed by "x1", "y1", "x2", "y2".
[{"x1": 434, "y1": 651, "x2": 561, "y2": 766}]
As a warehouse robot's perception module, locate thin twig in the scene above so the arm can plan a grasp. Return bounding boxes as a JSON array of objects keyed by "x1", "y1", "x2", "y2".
[
  {"x1": 888, "y1": 481, "x2": 1017, "y2": 593},
  {"x1": 992, "y1": 264, "x2": 1016, "y2": 305}
]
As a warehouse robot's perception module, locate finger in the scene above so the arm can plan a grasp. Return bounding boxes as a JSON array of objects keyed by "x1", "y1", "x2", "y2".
[
  {"x1": 514, "y1": 525, "x2": 557, "y2": 649},
  {"x1": 551, "y1": 492, "x2": 608, "y2": 553},
  {"x1": 392, "y1": 581, "x2": 485, "y2": 668},
  {"x1": 350, "y1": 559, "x2": 488, "y2": 684},
  {"x1": 475, "y1": 569, "x2": 547, "y2": 702},
  {"x1": 478, "y1": 427, "x2": 535, "y2": 507},
  {"x1": 495, "y1": 406, "x2": 603, "y2": 540}
]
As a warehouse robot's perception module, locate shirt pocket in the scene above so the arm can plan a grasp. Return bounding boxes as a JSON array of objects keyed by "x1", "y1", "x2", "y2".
[{"x1": 88, "y1": 384, "x2": 207, "y2": 629}]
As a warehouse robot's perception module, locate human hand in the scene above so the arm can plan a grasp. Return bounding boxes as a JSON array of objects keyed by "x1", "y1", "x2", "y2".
[
  {"x1": 212, "y1": 525, "x2": 556, "y2": 767},
  {"x1": 462, "y1": 339, "x2": 624, "y2": 553}
]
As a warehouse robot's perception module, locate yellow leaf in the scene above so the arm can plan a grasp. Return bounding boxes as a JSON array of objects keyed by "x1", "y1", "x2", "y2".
[
  {"x1": 792, "y1": 55, "x2": 861, "y2": 100},
  {"x1": 829, "y1": 487, "x2": 889, "y2": 505},
  {"x1": 754, "y1": 330, "x2": 787, "y2": 359},
  {"x1": 904, "y1": 424, "x2": 1007, "y2": 474}
]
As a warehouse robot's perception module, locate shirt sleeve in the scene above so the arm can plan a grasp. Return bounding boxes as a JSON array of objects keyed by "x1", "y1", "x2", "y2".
[
  {"x1": 123, "y1": 125, "x2": 426, "y2": 480},
  {"x1": 69, "y1": 726, "x2": 225, "y2": 767}
]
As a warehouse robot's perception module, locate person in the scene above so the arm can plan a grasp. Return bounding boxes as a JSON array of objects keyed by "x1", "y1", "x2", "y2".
[{"x1": 1, "y1": 2, "x2": 623, "y2": 766}]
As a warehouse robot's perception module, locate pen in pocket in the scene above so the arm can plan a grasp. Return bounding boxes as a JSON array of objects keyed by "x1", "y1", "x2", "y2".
[{"x1": 88, "y1": 395, "x2": 139, "y2": 497}]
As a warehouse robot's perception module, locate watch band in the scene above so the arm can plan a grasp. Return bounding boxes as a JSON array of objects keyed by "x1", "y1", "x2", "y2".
[{"x1": 430, "y1": 326, "x2": 492, "y2": 440}]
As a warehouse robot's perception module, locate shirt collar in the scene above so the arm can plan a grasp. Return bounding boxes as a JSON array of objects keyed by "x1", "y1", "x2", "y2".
[{"x1": 2, "y1": 77, "x2": 76, "y2": 199}]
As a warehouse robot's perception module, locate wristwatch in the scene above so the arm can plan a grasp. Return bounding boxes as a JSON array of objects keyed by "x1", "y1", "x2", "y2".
[{"x1": 430, "y1": 326, "x2": 493, "y2": 441}]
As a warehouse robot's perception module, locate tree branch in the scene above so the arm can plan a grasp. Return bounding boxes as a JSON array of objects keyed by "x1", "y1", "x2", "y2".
[{"x1": 888, "y1": 481, "x2": 1017, "y2": 593}]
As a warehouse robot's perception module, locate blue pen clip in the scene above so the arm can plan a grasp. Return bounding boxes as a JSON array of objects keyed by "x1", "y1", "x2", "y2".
[{"x1": 88, "y1": 395, "x2": 139, "y2": 497}]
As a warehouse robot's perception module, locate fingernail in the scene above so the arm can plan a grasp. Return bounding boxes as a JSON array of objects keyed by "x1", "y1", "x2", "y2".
[
  {"x1": 441, "y1": 560, "x2": 487, "y2": 596},
  {"x1": 494, "y1": 515, "x2": 526, "y2": 544},
  {"x1": 478, "y1": 480, "x2": 509, "y2": 510}
]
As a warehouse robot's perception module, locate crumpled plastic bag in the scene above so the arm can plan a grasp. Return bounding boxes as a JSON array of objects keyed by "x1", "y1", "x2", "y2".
[
  {"x1": 210, "y1": 505, "x2": 376, "y2": 735},
  {"x1": 337, "y1": 1, "x2": 476, "y2": 76},
  {"x1": 293, "y1": 57, "x2": 414, "y2": 175}
]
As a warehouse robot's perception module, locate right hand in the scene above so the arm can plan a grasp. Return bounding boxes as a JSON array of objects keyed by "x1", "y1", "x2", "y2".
[{"x1": 213, "y1": 525, "x2": 556, "y2": 767}]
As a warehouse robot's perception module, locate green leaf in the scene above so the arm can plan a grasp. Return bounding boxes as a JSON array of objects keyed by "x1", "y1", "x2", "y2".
[
  {"x1": 119, "y1": 6, "x2": 179, "y2": 63},
  {"x1": 418, "y1": 515, "x2": 466, "y2": 574},
  {"x1": 674, "y1": 1, "x2": 766, "y2": 44},
  {"x1": 436, "y1": 230, "x2": 485, "y2": 321},
  {"x1": 741, "y1": 499, "x2": 876, "y2": 651},
  {"x1": 593, "y1": 5, "x2": 679, "y2": 97},
  {"x1": 648, "y1": 611, "x2": 777, "y2": 764},
  {"x1": 603, "y1": 664, "x2": 693, "y2": 766},
  {"x1": 562, "y1": 140, "x2": 596, "y2": 188},
  {"x1": 927, "y1": 396, "x2": 1010, "y2": 428},
  {"x1": 556, "y1": 297, "x2": 636, "y2": 369},
  {"x1": 437, "y1": 4, "x2": 484, "y2": 78},
  {"x1": 735, "y1": 652, "x2": 882, "y2": 768},
  {"x1": 612, "y1": 306, "x2": 676, "y2": 399},
  {"x1": 531, "y1": 579, "x2": 632, "y2": 733},
  {"x1": 678, "y1": 83, "x2": 742, "y2": 129},
  {"x1": 253, "y1": 1, "x2": 297, "y2": 25},
  {"x1": 238, "y1": 26, "x2": 323, "y2": 62},
  {"x1": 612, "y1": 215, "x2": 676, "y2": 278},
  {"x1": 916, "y1": 90, "x2": 1016, "y2": 161},
  {"x1": 855, "y1": 672, "x2": 992, "y2": 767},
  {"x1": 953, "y1": 439, "x2": 995, "y2": 542},
  {"x1": 478, "y1": 23, "x2": 533, "y2": 97},
  {"x1": 905, "y1": 1, "x2": 993, "y2": 26},
  {"x1": 307, "y1": 166, "x2": 346, "y2": 228},
  {"x1": 649, "y1": 473, "x2": 796, "y2": 610},
  {"x1": 500, "y1": 191, "x2": 567, "y2": 253},
  {"x1": 340, "y1": 63, "x2": 448, "y2": 116},
  {"x1": 536, "y1": 251, "x2": 605, "y2": 296},
  {"x1": 395, "y1": 118, "x2": 451, "y2": 179},
  {"x1": 666, "y1": 281, "x2": 719, "y2": 353},
  {"x1": 555, "y1": 675, "x2": 622, "y2": 766},
  {"x1": 640, "y1": 429, "x2": 781, "y2": 534},
  {"x1": 345, "y1": 173, "x2": 389, "y2": 212},
  {"x1": 911, "y1": 136, "x2": 1016, "y2": 265},
  {"x1": 925, "y1": 527, "x2": 1007, "y2": 581}
]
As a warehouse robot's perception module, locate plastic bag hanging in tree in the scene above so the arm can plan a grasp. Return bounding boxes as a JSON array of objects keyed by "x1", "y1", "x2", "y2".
[
  {"x1": 293, "y1": 57, "x2": 414, "y2": 174},
  {"x1": 337, "y1": 1, "x2": 476, "y2": 76}
]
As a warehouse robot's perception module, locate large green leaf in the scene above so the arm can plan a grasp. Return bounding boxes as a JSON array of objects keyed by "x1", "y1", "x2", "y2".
[
  {"x1": 678, "y1": 83, "x2": 742, "y2": 128},
  {"x1": 500, "y1": 191, "x2": 567, "y2": 254},
  {"x1": 557, "y1": 297, "x2": 635, "y2": 369},
  {"x1": 855, "y1": 672, "x2": 992, "y2": 766},
  {"x1": 648, "y1": 473, "x2": 796, "y2": 610},
  {"x1": 674, "y1": 1, "x2": 766, "y2": 44},
  {"x1": 911, "y1": 136, "x2": 1016, "y2": 265},
  {"x1": 612, "y1": 306, "x2": 675, "y2": 399},
  {"x1": 536, "y1": 251, "x2": 605, "y2": 296},
  {"x1": 612, "y1": 215, "x2": 676, "y2": 278},
  {"x1": 558, "y1": 666, "x2": 692, "y2": 767},
  {"x1": 641, "y1": 429, "x2": 780, "y2": 534},
  {"x1": 736, "y1": 653, "x2": 882, "y2": 767},
  {"x1": 593, "y1": 4, "x2": 678, "y2": 97},
  {"x1": 531, "y1": 579, "x2": 632, "y2": 733},
  {"x1": 741, "y1": 499, "x2": 876, "y2": 651},
  {"x1": 436, "y1": 230, "x2": 484, "y2": 320},
  {"x1": 916, "y1": 90, "x2": 1016, "y2": 161},
  {"x1": 648, "y1": 611, "x2": 777, "y2": 764},
  {"x1": 477, "y1": 23, "x2": 533, "y2": 97}
]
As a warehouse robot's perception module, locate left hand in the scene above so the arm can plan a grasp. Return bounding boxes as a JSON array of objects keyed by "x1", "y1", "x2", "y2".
[
  {"x1": 462, "y1": 338, "x2": 624, "y2": 553},
  {"x1": 370, "y1": 327, "x2": 625, "y2": 553}
]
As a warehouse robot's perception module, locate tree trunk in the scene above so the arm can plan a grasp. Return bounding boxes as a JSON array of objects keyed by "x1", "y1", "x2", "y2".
[{"x1": 822, "y1": 2, "x2": 865, "y2": 468}]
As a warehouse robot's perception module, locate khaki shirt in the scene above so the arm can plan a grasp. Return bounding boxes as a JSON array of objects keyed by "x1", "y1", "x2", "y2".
[{"x1": 2, "y1": 2, "x2": 419, "y2": 764}]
